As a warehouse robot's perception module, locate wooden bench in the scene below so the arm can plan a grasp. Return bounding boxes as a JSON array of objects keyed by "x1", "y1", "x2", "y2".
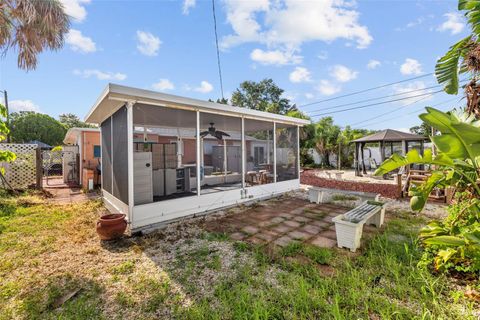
[{"x1": 332, "y1": 201, "x2": 385, "y2": 252}]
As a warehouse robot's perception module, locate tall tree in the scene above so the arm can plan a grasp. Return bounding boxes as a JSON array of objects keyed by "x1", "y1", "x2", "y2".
[
  {"x1": 410, "y1": 122, "x2": 433, "y2": 138},
  {"x1": 231, "y1": 79, "x2": 295, "y2": 115},
  {"x1": 10, "y1": 111, "x2": 66, "y2": 146},
  {"x1": 338, "y1": 126, "x2": 373, "y2": 168},
  {"x1": 58, "y1": 113, "x2": 94, "y2": 129},
  {"x1": 1, "y1": 0, "x2": 70, "y2": 70},
  {"x1": 312, "y1": 117, "x2": 341, "y2": 167}
]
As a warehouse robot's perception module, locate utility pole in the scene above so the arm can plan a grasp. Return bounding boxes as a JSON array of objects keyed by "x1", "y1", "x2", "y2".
[{"x1": 3, "y1": 90, "x2": 10, "y2": 143}]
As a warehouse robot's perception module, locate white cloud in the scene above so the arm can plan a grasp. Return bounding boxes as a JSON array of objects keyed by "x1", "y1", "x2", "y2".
[
  {"x1": 73, "y1": 69, "x2": 127, "y2": 81},
  {"x1": 182, "y1": 0, "x2": 196, "y2": 15},
  {"x1": 437, "y1": 12, "x2": 465, "y2": 35},
  {"x1": 9, "y1": 100, "x2": 41, "y2": 113},
  {"x1": 305, "y1": 93, "x2": 314, "y2": 99},
  {"x1": 65, "y1": 29, "x2": 96, "y2": 53},
  {"x1": 316, "y1": 80, "x2": 341, "y2": 96},
  {"x1": 367, "y1": 59, "x2": 381, "y2": 70},
  {"x1": 289, "y1": 67, "x2": 311, "y2": 83},
  {"x1": 317, "y1": 51, "x2": 328, "y2": 60},
  {"x1": 393, "y1": 81, "x2": 433, "y2": 105},
  {"x1": 400, "y1": 58, "x2": 422, "y2": 75},
  {"x1": 406, "y1": 17, "x2": 425, "y2": 28},
  {"x1": 136, "y1": 31, "x2": 161, "y2": 56},
  {"x1": 152, "y1": 79, "x2": 175, "y2": 91},
  {"x1": 194, "y1": 81, "x2": 214, "y2": 93},
  {"x1": 60, "y1": 0, "x2": 91, "y2": 22},
  {"x1": 221, "y1": 0, "x2": 372, "y2": 50},
  {"x1": 330, "y1": 65, "x2": 358, "y2": 82},
  {"x1": 250, "y1": 48, "x2": 302, "y2": 65}
]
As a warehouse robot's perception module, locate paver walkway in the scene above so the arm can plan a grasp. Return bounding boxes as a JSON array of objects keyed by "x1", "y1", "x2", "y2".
[
  {"x1": 43, "y1": 177, "x2": 99, "y2": 204},
  {"x1": 205, "y1": 197, "x2": 362, "y2": 248}
]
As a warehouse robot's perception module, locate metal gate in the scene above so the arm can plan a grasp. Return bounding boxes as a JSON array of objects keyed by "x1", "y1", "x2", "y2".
[{"x1": 42, "y1": 148, "x2": 79, "y2": 186}]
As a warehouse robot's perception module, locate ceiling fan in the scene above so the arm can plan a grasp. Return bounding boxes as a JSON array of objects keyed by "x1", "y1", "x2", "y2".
[{"x1": 200, "y1": 122, "x2": 230, "y2": 140}]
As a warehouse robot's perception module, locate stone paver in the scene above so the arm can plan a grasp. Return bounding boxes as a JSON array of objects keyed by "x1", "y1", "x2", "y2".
[
  {"x1": 256, "y1": 230, "x2": 278, "y2": 242},
  {"x1": 287, "y1": 230, "x2": 311, "y2": 240},
  {"x1": 310, "y1": 236, "x2": 337, "y2": 248},
  {"x1": 242, "y1": 226, "x2": 259, "y2": 235},
  {"x1": 230, "y1": 232, "x2": 247, "y2": 241},
  {"x1": 274, "y1": 235, "x2": 294, "y2": 247},
  {"x1": 319, "y1": 230, "x2": 337, "y2": 240},
  {"x1": 299, "y1": 224, "x2": 323, "y2": 235},
  {"x1": 270, "y1": 217, "x2": 286, "y2": 224},
  {"x1": 283, "y1": 220, "x2": 301, "y2": 228},
  {"x1": 270, "y1": 224, "x2": 292, "y2": 234},
  {"x1": 293, "y1": 216, "x2": 312, "y2": 223},
  {"x1": 311, "y1": 220, "x2": 332, "y2": 228},
  {"x1": 203, "y1": 196, "x2": 354, "y2": 250},
  {"x1": 248, "y1": 236, "x2": 266, "y2": 245}
]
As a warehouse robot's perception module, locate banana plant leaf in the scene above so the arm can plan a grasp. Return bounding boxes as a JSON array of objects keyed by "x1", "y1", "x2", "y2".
[
  {"x1": 424, "y1": 235, "x2": 466, "y2": 246},
  {"x1": 420, "y1": 107, "x2": 480, "y2": 161},
  {"x1": 436, "y1": 248, "x2": 458, "y2": 263},
  {"x1": 420, "y1": 221, "x2": 449, "y2": 238},
  {"x1": 374, "y1": 149, "x2": 453, "y2": 176},
  {"x1": 465, "y1": 230, "x2": 480, "y2": 245},
  {"x1": 434, "y1": 36, "x2": 472, "y2": 95},
  {"x1": 459, "y1": 1, "x2": 480, "y2": 36}
]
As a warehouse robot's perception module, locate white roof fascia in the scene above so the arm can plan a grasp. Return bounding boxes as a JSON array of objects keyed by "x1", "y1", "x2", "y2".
[{"x1": 85, "y1": 83, "x2": 311, "y2": 126}]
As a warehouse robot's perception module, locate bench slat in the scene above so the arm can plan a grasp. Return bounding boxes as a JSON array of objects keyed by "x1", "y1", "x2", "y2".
[{"x1": 343, "y1": 201, "x2": 381, "y2": 223}]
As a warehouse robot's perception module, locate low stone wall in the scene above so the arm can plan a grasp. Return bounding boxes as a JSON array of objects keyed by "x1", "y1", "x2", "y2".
[{"x1": 301, "y1": 170, "x2": 400, "y2": 199}]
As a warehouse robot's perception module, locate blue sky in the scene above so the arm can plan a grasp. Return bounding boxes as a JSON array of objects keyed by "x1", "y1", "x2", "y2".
[{"x1": 0, "y1": 0, "x2": 468, "y2": 131}]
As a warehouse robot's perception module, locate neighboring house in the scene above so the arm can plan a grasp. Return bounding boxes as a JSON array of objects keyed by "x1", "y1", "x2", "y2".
[
  {"x1": 63, "y1": 127, "x2": 101, "y2": 188},
  {"x1": 85, "y1": 83, "x2": 309, "y2": 232}
]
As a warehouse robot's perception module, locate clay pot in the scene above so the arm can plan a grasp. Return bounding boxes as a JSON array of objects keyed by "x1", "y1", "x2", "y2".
[{"x1": 96, "y1": 214, "x2": 127, "y2": 240}]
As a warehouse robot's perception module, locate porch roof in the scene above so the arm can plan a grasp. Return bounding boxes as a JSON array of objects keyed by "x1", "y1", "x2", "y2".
[
  {"x1": 63, "y1": 127, "x2": 100, "y2": 145},
  {"x1": 84, "y1": 83, "x2": 311, "y2": 126}
]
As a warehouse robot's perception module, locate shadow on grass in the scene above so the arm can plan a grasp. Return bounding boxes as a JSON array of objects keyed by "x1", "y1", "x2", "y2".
[{"x1": 18, "y1": 274, "x2": 104, "y2": 320}]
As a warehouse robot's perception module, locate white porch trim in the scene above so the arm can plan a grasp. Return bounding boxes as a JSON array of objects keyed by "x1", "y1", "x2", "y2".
[{"x1": 130, "y1": 179, "x2": 300, "y2": 230}]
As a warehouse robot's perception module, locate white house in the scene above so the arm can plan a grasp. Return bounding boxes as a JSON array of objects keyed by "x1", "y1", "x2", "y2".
[{"x1": 85, "y1": 84, "x2": 310, "y2": 232}]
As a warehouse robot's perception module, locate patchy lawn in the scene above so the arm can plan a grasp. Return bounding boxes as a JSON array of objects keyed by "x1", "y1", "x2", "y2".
[{"x1": 0, "y1": 190, "x2": 478, "y2": 319}]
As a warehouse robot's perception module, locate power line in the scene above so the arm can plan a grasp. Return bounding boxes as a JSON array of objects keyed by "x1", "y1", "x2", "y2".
[
  {"x1": 212, "y1": 0, "x2": 224, "y2": 100},
  {"x1": 306, "y1": 84, "x2": 438, "y2": 114},
  {"x1": 356, "y1": 97, "x2": 460, "y2": 129},
  {"x1": 310, "y1": 89, "x2": 444, "y2": 117},
  {"x1": 351, "y1": 96, "x2": 460, "y2": 127},
  {"x1": 349, "y1": 95, "x2": 432, "y2": 127},
  {"x1": 299, "y1": 72, "x2": 434, "y2": 108},
  {"x1": 305, "y1": 81, "x2": 461, "y2": 114}
]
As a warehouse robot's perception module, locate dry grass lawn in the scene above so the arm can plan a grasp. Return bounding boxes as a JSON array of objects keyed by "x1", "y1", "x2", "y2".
[{"x1": 0, "y1": 190, "x2": 478, "y2": 319}]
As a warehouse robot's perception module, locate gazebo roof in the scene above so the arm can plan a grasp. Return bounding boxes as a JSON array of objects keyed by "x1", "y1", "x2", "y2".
[{"x1": 352, "y1": 129, "x2": 427, "y2": 143}]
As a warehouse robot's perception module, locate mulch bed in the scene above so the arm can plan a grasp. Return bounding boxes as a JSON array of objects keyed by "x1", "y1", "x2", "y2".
[{"x1": 300, "y1": 170, "x2": 400, "y2": 199}]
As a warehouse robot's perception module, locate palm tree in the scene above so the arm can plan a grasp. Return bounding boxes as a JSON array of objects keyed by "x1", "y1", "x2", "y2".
[
  {"x1": 435, "y1": 1, "x2": 480, "y2": 117},
  {"x1": 313, "y1": 117, "x2": 341, "y2": 168},
  {"x1": 0, "y1": 0, "x2": 70, "y2": 70}
]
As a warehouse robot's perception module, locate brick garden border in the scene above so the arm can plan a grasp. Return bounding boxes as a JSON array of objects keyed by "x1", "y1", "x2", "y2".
[{"x1": 301, "y1": 169, "x2": 400, "y2": 199}]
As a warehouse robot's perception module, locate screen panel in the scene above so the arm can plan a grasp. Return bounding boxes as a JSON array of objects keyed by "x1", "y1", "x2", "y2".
[
  {"x1": 101, "y1": 118, "x2": 112, "y2": 193},
  {"x1": 112, "y1": 106, "x2": 129, "y2": 204}
]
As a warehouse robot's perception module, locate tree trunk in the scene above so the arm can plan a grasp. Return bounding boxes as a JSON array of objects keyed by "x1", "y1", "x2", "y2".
[{"x1": 322, "y1": 151, "x2": 330, "y2": 167}]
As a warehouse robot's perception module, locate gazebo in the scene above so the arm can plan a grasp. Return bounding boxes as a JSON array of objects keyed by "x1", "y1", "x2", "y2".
[{"x1": 352, "y1": 129, "x2": 428, "y2": 176}]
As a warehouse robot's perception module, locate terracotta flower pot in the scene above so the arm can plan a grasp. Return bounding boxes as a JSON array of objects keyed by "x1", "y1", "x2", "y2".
[{"x1": 96, "y1": 214, "x2": 127, "y2": 240}]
